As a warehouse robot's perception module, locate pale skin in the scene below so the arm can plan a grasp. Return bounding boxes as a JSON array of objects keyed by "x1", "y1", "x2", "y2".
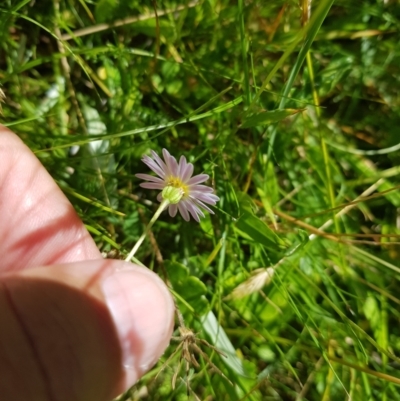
[{"x1": 0, "y1": 127, "x2": 175, "y2": 401}]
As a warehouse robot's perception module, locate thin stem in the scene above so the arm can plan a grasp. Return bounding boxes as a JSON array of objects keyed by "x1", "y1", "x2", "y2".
[
  {"x1": 60, "y1": 1, "x2": 199, "y2": 40},
  {"x1": 125, "y1": 199, "x2": 170, "y2": 262},
  {"x1": 238, "y1": 0, "x2": 250, "y2": 107}
]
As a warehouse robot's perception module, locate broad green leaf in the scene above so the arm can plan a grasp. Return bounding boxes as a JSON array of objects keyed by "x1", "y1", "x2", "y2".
[
  {"x1": 199, "y1": 214, "x2": 214, "y2": 236},
  {"x1": 165, "y1": 261, "x2": 209, "y2": 315},
  {"x1": 256, "y1": 188, "x2": 277, "y2": 230},
  {"x1": 78, "y1": 102, "x2": 118, "y2": 208},
  {"x1": 165, "y1": 260, "x2": 189, "y2": 283},
  {"x1": 161, "y1": 60, "x2": 180, "y2": 80},
  {"x1": 201, "y1": 311, "x2": 248, "y2": 377},
  {"x1": 364, "y1": 295, "x2": 380, "y2": 331},
  {"x1": 95, "y1": 0, "x2": 118, "y2": 23},
  {"x1": 241, "y1": 108, "x2": 304, "y2": 128},
  {"x1": 184, "y1": 276, "x2": 207, "y2": 298},
  {"x1": 236, "y1": 191, "x2": 258, "y2": 214},
  {"x1": 132, "y1": 19, "x2": 175, "y2": 40},
  {"x1": 235, "y1": 212, "x2": 286, "y2": 250}
]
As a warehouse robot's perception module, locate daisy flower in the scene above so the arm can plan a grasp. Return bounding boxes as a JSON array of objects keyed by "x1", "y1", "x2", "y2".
[{"x1": 136, "y1": 149, "x2": 219, "y2": 222}]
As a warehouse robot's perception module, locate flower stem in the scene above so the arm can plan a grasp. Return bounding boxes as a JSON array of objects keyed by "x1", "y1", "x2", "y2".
[{"x1": 125, "y1": 199, "x2": 170, "y2": 262}]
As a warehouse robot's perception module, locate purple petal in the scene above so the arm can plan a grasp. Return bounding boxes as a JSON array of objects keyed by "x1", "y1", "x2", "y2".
[
  {"x1": 157, "y1": 192, "x2": 163, "y2": 202},
  {"x1": 177, "y1": 155, "x2": 187, "y2": 177},
  {"x1": 168, "y1": 204, "x2": 178, "y2": 217},
  {"x1": 142, "y1": 155, "x2": 166, "y2": 178},
  {"x1": 162, "y1": 149, "x2": 179, "y2": 177},
  {"x1": 187, "y1": 174, "x2": 209, "y2": 185},
  {"x1": 185, "y1": 200, "x2": 204, "y2": 222},
  {"x1": 140, "y1": 182, "x2": 165, "y2": 190},
  {"x1": 177, "y1": 202, "x2": 190, "y2": 221},
  {"x1": 135, "y1": 173, "x2": 164, "y2": 183},
  {"x1": 181, "y1": 162, "x2": 194, "y2": 183},
  {"x1": 190, "y1": 192, "x2": 219, "y2": 204},
  {"x1": 150, "y1": 150, "x2": 168, "y2": 173},
  {"x1": 188, "y1": 184, "x2": 214, "y2": 193},
  {"x1": 192, "y1": 198, "x2": 215, "y2": 214}
]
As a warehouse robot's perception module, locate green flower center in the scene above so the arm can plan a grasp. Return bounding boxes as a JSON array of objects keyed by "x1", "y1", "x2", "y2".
[
  {"x1": 166, "y1": 177, "x2": 189, "y2": 197},
  {"x1": 162, "y1": 185, "x2": 184, "y2": 204}
]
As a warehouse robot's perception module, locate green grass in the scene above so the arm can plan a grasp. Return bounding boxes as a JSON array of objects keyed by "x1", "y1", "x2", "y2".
[{"x1": 2, "y1": 0, "x2": 400, "y2": 399}]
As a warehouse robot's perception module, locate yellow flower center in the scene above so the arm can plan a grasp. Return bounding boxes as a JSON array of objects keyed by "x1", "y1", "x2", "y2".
[{"x1": 166, "y1": 177, "x2": 189, "y2": 197}]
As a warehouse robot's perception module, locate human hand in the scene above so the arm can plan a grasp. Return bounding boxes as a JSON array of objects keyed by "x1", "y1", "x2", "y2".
[{"x1": 0, "y1": 127, "x2": 175, "y2": 401}]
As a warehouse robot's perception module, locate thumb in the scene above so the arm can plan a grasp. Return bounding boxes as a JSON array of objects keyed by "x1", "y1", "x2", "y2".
[{"x1": 0, "y1": 259, "x2": 175, "y2": 401}]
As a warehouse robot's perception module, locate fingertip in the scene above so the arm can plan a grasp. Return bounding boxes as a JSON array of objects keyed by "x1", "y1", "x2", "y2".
[{"x1": 101, "y1": 263, "x2": 175, "y2": 389}]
